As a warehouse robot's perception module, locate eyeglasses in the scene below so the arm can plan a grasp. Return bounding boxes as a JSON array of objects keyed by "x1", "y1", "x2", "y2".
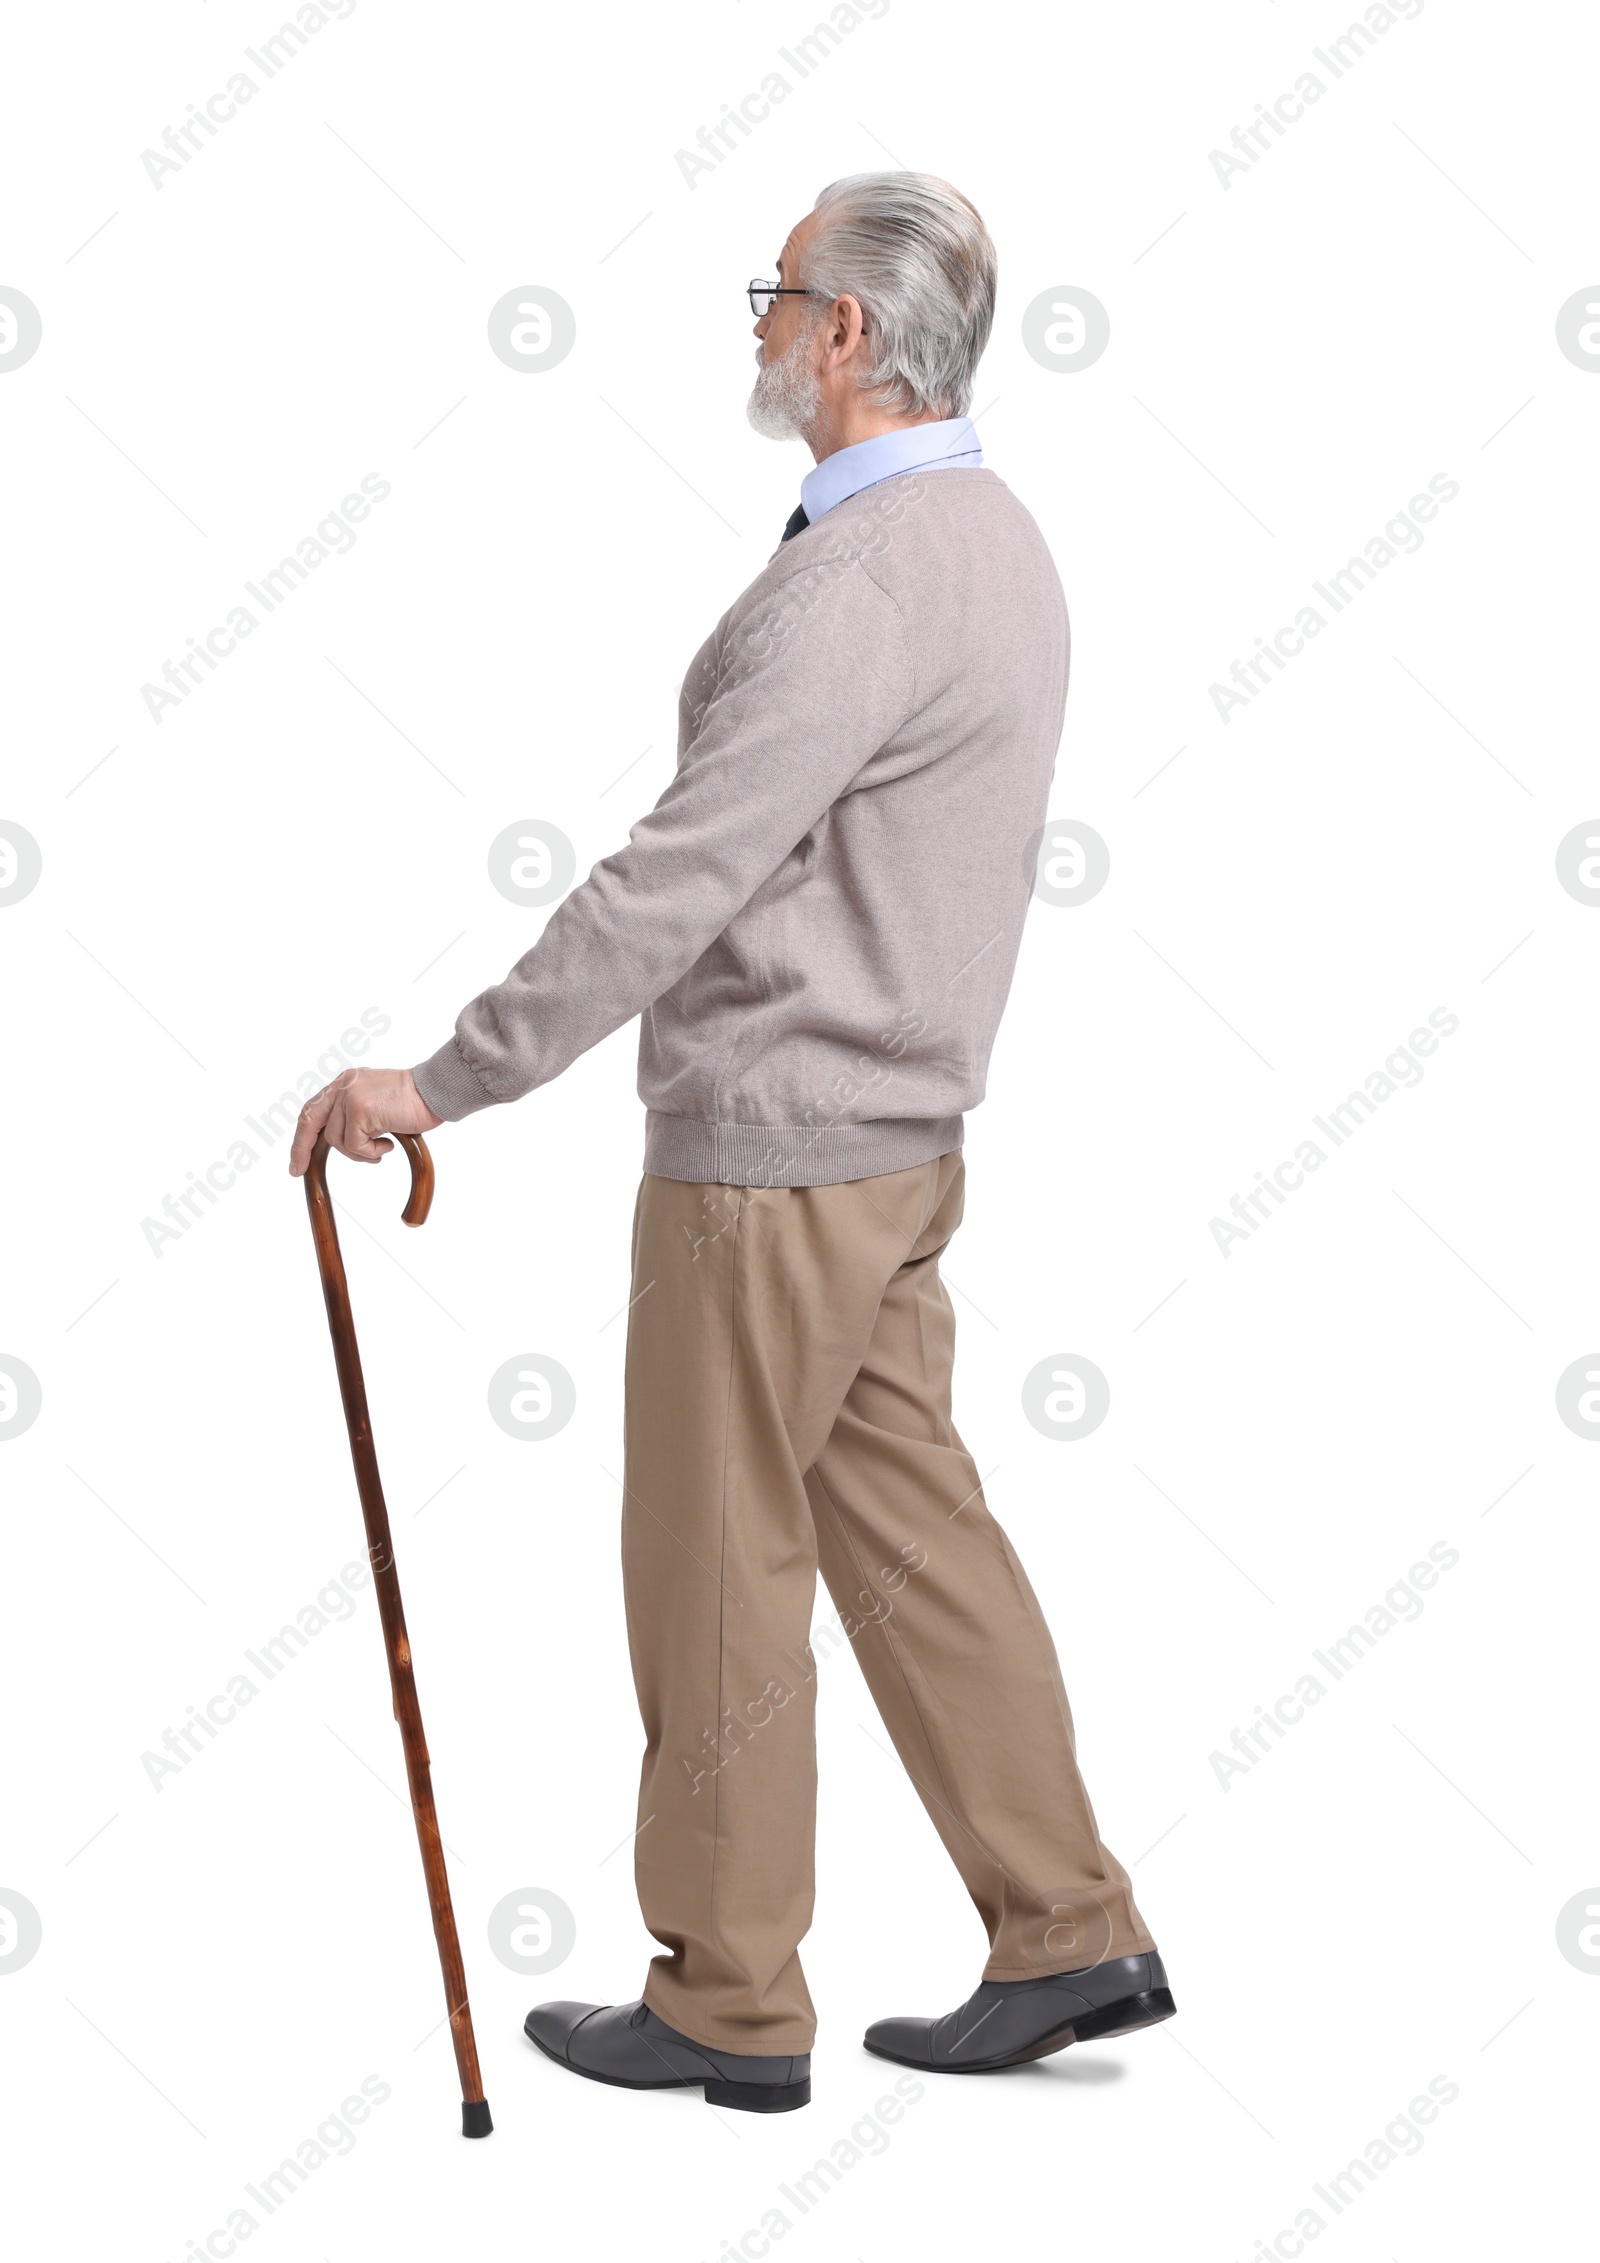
[{"x1": 747, "y1": 279, "x2": 813, "y2": 317}]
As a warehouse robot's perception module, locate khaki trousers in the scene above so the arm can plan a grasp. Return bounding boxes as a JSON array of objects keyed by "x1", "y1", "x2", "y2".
[{"x1": 622, "y1": 1151, "x2": 1154, "y2": 2053}]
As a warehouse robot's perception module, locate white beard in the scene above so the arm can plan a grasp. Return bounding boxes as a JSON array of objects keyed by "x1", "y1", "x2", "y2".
[{"x1": 746, "y1": 325, "x2": 822, "y2": 442}]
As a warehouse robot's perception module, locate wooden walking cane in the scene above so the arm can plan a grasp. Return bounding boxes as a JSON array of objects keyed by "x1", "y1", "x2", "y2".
[{"x1": 304, "y1": 1131, "x2": 492, "y2": 2140}]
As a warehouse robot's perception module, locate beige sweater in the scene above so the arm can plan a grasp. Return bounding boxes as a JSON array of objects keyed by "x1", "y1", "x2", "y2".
[{"x1": 413, "y1": 467, "x2": 1069, "y2": 1186}]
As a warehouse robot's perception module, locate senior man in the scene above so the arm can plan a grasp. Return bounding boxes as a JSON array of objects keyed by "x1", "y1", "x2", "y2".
[{"x1": 291, "y1": 172, "x2": 1171, "y2": 2113}]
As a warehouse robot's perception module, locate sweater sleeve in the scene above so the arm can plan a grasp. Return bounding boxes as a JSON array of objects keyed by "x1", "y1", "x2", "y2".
[{"x1": 412, "y1": 557, "x2": 913, "y2": 1121}]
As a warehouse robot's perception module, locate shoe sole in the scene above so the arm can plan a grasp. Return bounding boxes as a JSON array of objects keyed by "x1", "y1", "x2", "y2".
[
  {"x1": 525, "y1": 2020, "x2": 810, "y2": 2112},
  {"x1": 863, "y1": 1986, "x2": 1177, "y2": 2074}
]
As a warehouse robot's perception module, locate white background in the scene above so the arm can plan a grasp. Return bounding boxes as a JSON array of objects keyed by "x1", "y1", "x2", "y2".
[{"x1": 2, "y1": 0, "x2": 1596, "y2": 2255}]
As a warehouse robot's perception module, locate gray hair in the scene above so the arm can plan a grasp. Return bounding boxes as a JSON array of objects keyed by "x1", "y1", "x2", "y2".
[{"x1": 803, "y1": 172, "x2": 996, "y2": 419}]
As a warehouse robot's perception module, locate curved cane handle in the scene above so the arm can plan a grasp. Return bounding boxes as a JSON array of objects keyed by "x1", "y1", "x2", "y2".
[{"x1": 306, "y1": 1130, "x2": 434, "y2": 1227}]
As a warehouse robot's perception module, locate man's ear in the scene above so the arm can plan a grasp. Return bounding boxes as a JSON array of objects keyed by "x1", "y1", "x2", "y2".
[{"x1": 825, "y1": 294, "x2": 867, "y2": 364}]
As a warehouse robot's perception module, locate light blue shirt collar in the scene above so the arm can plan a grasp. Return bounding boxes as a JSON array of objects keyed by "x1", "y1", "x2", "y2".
[{"x1": 799, "y1": 416, "x2": 982, "y2": 525}]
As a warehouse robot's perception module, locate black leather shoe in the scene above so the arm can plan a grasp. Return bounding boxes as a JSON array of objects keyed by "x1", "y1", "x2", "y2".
[
  {"x1": 525, "y1": 1998, "x2": 811, "y2": 2112},
  {"x1": 864, "y1": 1951, "x2": 1174, "y2": 2073}
]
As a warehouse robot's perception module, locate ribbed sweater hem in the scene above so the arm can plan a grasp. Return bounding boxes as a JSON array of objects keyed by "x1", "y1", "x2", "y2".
[{"x1": 642, "y1": 1110, "x2": 963, "y2": 1188}]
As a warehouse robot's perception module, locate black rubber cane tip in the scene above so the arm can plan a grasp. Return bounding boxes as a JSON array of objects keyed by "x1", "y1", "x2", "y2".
[{"x1": 461, "y1": 2098, "x2": 494, "y2": 2139}]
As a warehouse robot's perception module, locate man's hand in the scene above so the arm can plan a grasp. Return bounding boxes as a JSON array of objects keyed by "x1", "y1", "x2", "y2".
[{"x1": 288, "y1": 1067, "x2": 444, "y2": 1176}]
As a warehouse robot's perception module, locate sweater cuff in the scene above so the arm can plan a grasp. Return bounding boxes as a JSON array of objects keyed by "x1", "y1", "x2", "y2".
[{"x1": 411, "y1": 1038, "x2": 503, "y2": 1123}]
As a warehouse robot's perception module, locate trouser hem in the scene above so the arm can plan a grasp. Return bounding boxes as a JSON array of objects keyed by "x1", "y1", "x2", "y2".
[
  {"x1": 980, "y1": 1932, "x2": 1159, "y2": 1982},
  {"x1": 640, "y1": 1979, "x2": 816, "y2": 2058}
]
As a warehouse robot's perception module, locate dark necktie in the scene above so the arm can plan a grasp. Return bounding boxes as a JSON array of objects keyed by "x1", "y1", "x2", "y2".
[{"x1": 781, "y1": 504, "x2": 809, "y2": 544}]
